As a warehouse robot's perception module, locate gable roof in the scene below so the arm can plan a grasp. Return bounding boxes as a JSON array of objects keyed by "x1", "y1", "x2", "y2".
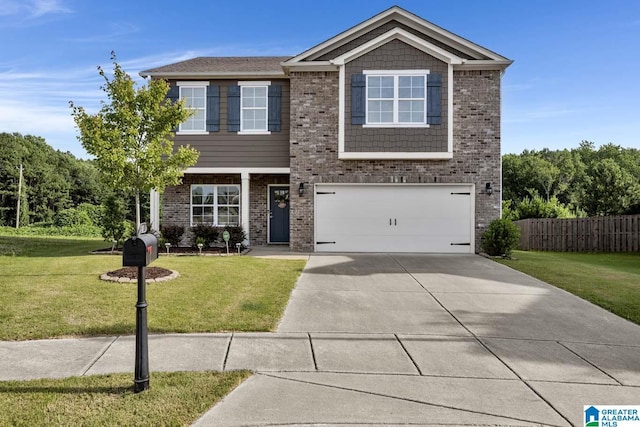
[
  {"x1": 140, "y1": 6, "x2": 511, "y2": 79},
  {"x1": 282, "y1": 5, "x2": 512, "y2": 71},
  {"x1": 140, "y1": 56, "x2": 292, "y2": 79}
]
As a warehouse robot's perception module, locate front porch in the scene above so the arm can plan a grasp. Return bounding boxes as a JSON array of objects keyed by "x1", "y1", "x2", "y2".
[{"x1": 151, "y1": 168, "x2": 290, "y2": 247}]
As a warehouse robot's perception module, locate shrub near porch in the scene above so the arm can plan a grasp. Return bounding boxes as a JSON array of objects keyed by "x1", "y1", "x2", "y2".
[{"x1": 0, "y1": 234, "x2": 305, "y2": 340}]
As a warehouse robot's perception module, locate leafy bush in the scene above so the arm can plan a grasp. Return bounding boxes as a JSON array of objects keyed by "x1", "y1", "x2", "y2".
[
  {"x1": 101, "y1": 195, "x2": 130, "y2": 244},
  {"x1": 481, "y1": 218, "x2": 520, "y2": 258},
  {"x1": 221, "y1": 225, "x2": 246, "y2": 249},
  {"x1": 0, "y1": 224, "x2": 102, "y2": 237},
  {"x1": 190, "y1": 224, "x2": 219, "y2": 247},
  {"x1": 53, "y1": 204, "x2": 102, "y2": 228},
  {"x1": 516, "y1": 194, "x2": 575, "y2": 219},
  {"x1": 161, "y1": 224, "x2": 185, "y2": 246}
]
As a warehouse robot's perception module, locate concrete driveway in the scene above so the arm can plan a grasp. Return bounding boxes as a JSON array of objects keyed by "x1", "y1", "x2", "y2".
[{"x1": 197, "y1": 254, "x2": 640, "y2": 427}]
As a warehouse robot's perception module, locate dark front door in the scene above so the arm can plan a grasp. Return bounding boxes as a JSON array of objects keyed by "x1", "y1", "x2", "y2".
[{"x1": 269, "y1": 186, "x2": 290, "y2": 243}]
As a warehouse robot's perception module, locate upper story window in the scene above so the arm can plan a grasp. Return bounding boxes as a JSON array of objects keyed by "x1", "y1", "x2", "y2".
[
  {"x1": 364, "y1": 70, "x2": 428, "y2": 127},
  {"x1": 227, "y1": 81, "x2": 281, "y2": 134},
  {"x1": 178, "y1": 82, "x2": 210, "y2": 133},
  {"x1": 240, "y1": 82, "x2": 269, "y2": 133}
]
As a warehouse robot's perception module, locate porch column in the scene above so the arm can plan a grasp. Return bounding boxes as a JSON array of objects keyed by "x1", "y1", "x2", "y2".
[
  {"x1": 241, "y1": 172, "x2": 250, "y2": 245},
  {"x1": 149, "y1": 189, "x2": 160, "y2": 232}
]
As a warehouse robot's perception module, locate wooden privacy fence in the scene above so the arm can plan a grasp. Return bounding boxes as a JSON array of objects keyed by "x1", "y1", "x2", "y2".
[{"x1": 514, "y1": 215, "x2": 640, "y2": 252}]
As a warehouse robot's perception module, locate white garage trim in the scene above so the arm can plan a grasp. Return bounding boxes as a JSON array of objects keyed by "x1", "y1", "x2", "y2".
[{"x1": 314, "y1": 183, "x2": 475, "y2": 253}]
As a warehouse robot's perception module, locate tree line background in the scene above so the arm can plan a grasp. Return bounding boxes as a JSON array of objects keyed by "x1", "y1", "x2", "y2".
[
  {"x1": 2, "y1": 132, "x2": 640, "y2": 237},
  {"x1": 0, "y1": 132, "x2": 143, "y2": 239},
  {"x1": 503, "y1": 141, "x2": 640, "y2": 220}
]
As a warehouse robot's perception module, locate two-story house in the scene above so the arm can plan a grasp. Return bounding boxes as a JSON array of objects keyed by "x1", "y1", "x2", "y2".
[{"x1": 140, "y1": 6, "x2": 512, "y2": 253}]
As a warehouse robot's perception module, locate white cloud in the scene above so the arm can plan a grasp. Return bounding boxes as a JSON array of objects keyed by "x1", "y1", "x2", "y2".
[
  {"x1": 63, "y1": 22, "x2": 140, "y2": 43},
  {"x1": 30, "y1": 0, "x2": 71, "y2": 17},
  {"x1": 0, "y1": 0, "x2": 21, "y2": 16},
  {"x1": 0, "y1": 0, "x2": 71, "y2": 19}
]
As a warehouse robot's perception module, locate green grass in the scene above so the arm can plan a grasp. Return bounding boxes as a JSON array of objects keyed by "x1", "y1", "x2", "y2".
[
  {"x1": 0, "y1": 234, "x2": 306, "y2": 340},
  {"x1": 0, "y1": 370, "x2": 250, "y2": 426},
  {"x1": 498, "y1": 251, "x2": 640, "y2": 324}
]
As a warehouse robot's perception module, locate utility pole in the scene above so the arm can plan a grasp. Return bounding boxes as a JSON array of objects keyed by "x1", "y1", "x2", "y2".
[{"x1": 16, "y1": 163, "x2": 23, "y2": 229}]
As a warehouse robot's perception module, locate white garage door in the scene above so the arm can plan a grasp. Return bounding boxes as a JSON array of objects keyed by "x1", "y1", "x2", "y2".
[{"x1": 315, "y1": 184, "x2": 474, "y2": 253}]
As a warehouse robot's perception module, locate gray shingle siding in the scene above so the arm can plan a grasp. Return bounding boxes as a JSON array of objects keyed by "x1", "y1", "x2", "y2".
[{"x1": 345, "y1": 39, "x2": 449, "y2": 153}]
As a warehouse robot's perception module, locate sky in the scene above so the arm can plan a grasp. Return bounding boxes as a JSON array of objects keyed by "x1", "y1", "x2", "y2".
[{"x1": 1, "y1": 0, "x2": 639, "y2": 159}]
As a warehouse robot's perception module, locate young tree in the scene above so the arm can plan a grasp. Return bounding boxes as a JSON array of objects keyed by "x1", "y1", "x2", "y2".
[{"x1": 70, "y1": 52, "x2": 199, "y2": 231}]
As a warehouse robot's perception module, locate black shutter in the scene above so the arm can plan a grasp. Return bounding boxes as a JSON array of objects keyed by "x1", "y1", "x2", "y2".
[
  {"x1": 166, "y1": 85, "x2": 179, "y2": 103},
  {"x1": 427, "y1": 73, "x2": 442, "y2": 125},
  {"x1": 227, "y1": 85, "x2": 241, "y2": 132},
  {"x1": 268, "y1": 85, "x2": 282, "y2": 132},
  {"x1": 351, "y1": 74, "x2": 366, "y2": 125},
  {"x1": 206, "y1": 85, "x2": 220, "y2": 132},
  {"x1": 166, "y1": 85, "x2": 180, "y2": 132}
]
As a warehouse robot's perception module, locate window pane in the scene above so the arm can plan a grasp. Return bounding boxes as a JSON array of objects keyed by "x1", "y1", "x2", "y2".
[
  {"x1": 412, "y1": 76, "x2": 425, "y2": 97},
  {"x1": 380, "y1": 111, "x2": 393, "y2": 122},
  {"x1": 380, "y1": 77, "x2": 393, "y2": 98},
  {"x1": 241, "y1": 85, "x2": 267, "y2": 131},
  {"x1": 368, "y1": 76, "x2": 394, "y2": 98},
  {"x1": 398, "y1": 100, "x2": 424, "y2": 123},
  {"x1": 368, "y1": 100, "x2": 393, "y2": 123},
  {"x1": 398, "y1": 76, "x2": 425, "y2": 99},
  {"x1": 242, "y1": 87, "x2": 255, "y2": 107},
  {"x1": 254, "y1": 109, "x2": 266, "y2": 121},
  {"x1": 254, "y1": 87, "x2": 266, "y2": 107},
  {"x1": 368, "y1": 76, "x2": 381, "y2": 98},
  {"x1": 244, "y1": 109, "x2": 255, "y2": 120},
  {"x1": 192, "y1": 186, "x2": 203, "y2": 204}
]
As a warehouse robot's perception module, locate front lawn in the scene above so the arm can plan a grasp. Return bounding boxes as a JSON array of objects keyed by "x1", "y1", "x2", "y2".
[
  {"x1": 0, "y1": 235, "x2": 306, "y2": 340},
  {"x1": 0, "y1": 371, "x2": 250, "y2": 426},
  {"x1": 498, "y1": 251, "x2": 640, "y2": 325}
]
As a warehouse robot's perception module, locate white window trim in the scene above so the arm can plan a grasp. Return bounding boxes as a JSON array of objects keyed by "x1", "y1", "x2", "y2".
[
  {"x1": 363, "y1": 69, "x2": 429, "y2": 128},
  {"x1": 177, "y1": 81, "x2": 210, "y2": 135},
  {"x1": 238, "y1": 80, "x2": 271, "y2": 135},
  {"x1": 338, "y1": 63, "x2": 454, "y2": 160},
  {"x1": 190, "y1": 184, "x2": 241, "y2": 227}
]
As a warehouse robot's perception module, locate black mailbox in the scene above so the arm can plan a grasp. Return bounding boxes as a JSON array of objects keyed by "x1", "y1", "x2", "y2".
[{"x1": 123, "y1": 234, "x2": 158, "y2": 267}]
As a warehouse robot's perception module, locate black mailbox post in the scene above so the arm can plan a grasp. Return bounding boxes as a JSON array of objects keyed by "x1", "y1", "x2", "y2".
[{"x1": 122, "y1": 234, "x2": 158, "y2": 393}]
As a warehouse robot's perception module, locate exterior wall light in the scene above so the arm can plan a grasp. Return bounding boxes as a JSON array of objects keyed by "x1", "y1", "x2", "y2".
[
  {"x1": 485, "y1": 182, "x2": 493, "y2": 195},
  {"x1": 299, "y1": 182, "x2": 305, "y2": 196}
]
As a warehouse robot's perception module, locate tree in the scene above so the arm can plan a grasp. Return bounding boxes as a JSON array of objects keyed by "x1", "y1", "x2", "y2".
[
  {"x1": 0, "y1": 132, "x2": 102, "y2": 226},
  {"x1": 70, "y1": 52, "x2": 199, "y2": 231},
  {"x1": 583, "y1": 158, "x2": 640, "y2": 215},
  {"x1": 101, "y1": 192, "x2": 132, "y2": 245}
]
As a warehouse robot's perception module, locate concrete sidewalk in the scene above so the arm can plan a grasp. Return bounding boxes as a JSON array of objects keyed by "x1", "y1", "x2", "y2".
[{"x1": 2, "y1": 254, "x2": 640, "y2": 426}]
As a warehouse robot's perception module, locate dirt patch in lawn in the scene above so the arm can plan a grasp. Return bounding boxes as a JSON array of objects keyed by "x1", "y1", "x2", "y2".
[{"x1": 100, "y1": 266, "x2": 179, "y2": 283}]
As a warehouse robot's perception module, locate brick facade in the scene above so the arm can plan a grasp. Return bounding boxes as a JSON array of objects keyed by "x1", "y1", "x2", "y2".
[
  {"x1": 289, "y1": 68, "x2": 502, "y2": 252},
  {"x1": 162, "y1": 173, "x2": 288, "y2": 246}
]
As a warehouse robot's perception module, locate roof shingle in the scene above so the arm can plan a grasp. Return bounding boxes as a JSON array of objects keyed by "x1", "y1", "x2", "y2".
[{"x1": 140, "y1": 56, "x2": 292, "y2": 77}]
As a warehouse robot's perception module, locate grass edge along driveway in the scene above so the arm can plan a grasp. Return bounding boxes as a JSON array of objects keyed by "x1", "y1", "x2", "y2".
[
  {"x1": 497, "y1": 250, "x2": 640, "y2": 325},
  {"x1": 0, "y1": 370, "x2": 251, "y2": 426},
  {"x1": 0, "y1": 235, "x2": 306, "y2": 341}
]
